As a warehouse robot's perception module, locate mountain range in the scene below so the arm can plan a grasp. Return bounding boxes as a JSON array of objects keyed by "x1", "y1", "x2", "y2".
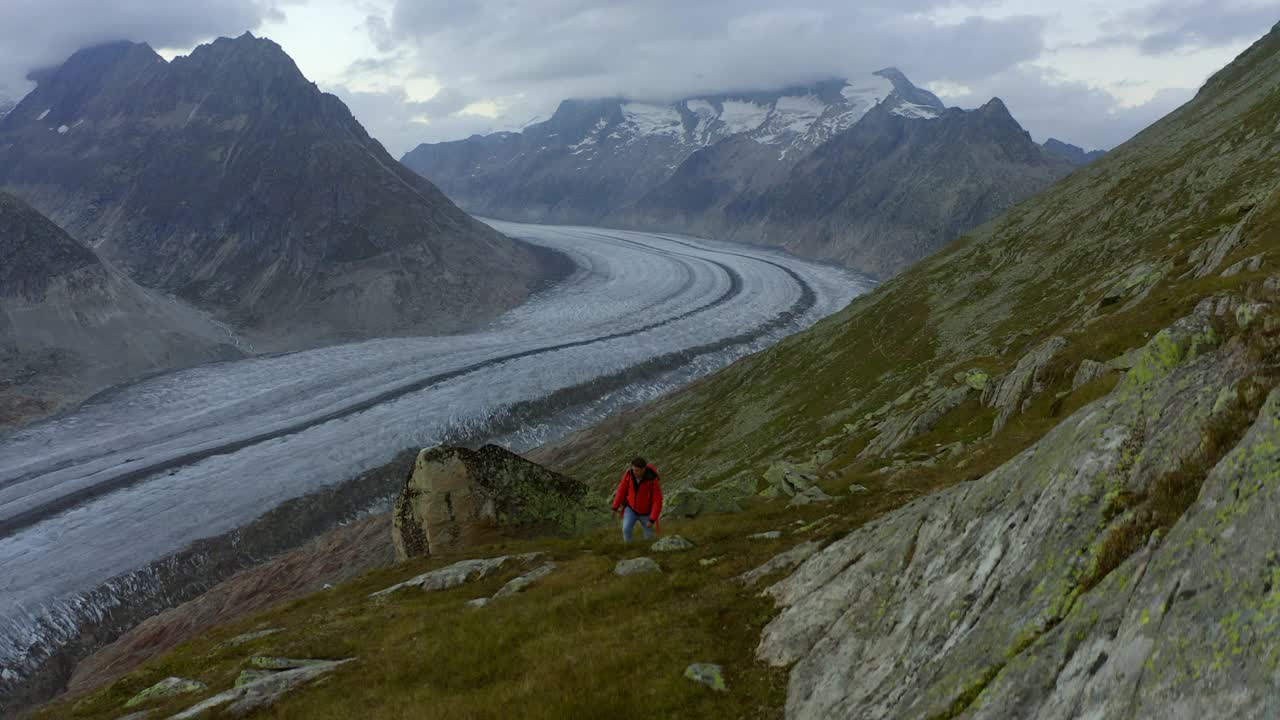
[
  {"x1": 402, "y1": 69, "x2": 1091, "y2": 278},
  {"x1": 0, "y1": 34, "x2": 559, "y2": 355}
]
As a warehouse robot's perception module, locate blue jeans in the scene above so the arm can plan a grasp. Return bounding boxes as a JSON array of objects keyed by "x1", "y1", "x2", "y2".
[{"x1": 622, "y1": 507, "x2": 655, "y2": 542}]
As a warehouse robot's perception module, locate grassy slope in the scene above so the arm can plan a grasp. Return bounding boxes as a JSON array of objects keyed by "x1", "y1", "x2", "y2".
[{"x1": 39, "y1": 23, "x2": 1280, "y2": 720}]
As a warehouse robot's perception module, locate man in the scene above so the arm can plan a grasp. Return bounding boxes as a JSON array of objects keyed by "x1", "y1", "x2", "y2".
[{"x1": 611, "y1": 456, "x2": 663, "y2": 542}]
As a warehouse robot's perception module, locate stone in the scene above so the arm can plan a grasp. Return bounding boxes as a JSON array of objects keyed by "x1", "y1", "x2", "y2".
[
  {"x1": 683, "y1": 663, "x2": 727, "y2": 692},
  {"x1": 223, "y1": 628, "x2": 283, "y2": 647},
  {"x1": 748, "y1": 531, "x2": 782, "y2": 541},
  {"x1": 651, "y1": 535, "x2": 695, "y2": 552},
  {"x1": 699, "y1": 557, "x2": 721, "y2": 567},
  {"x1": 985, "y1": 335, "x2": 1067, "y2": 435},
  {"x1": 1071, "y1": 359, "x2": 1110, "y2": 390},
  {"x1": 860, "y1": 384, "x2": 973, "y2": 458},
  {"x1": 392, "y1": 445, "x2": 589, "y2": 560},
  {"x1": 124, "y1": 677, "x2": 207, "y2": 708},
  {"x1": 248, "y1": 657, "x2": 332, "y2": 671},
  {"x1": 613, "y1": 557, "x2": 662, "y2": 576},
  {"x1": 848, "y1": 484, "x2": 869, "y2": 494},
  {"x1": 170, "y1": 659, "x2": 355, "y2": 719},
  {"x1": 1220, "y1": 253, "x2": 1264, "y2": 277},
  {"x1": 491, "y1": 561, "x2": 557, "y2": 599},
  {"x1": 787, "y1": 486, "x2": 835, "y2": 507},
  {"x1": 761, "y1": 461, "x2": 820, "y2": 497},
  {"x1": 738, "y1": 541, "x2": 823, "y2": 587},
  {"x1": 464, "y1": 598, "x2": 489, "y2": 609},
  {"x1": 370, "y1": 554, "x2": 541, "y2": 598}
]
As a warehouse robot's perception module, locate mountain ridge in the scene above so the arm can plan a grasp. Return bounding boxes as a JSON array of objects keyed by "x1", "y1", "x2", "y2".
[{"x1": 0, "y1": 34, "x2": 558, "y2": 353}]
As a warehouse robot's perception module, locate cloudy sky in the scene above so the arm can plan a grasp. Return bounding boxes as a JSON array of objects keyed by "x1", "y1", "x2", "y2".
[{"x1": 0, "y1": 0, "x2": 1275, "y2": 156}]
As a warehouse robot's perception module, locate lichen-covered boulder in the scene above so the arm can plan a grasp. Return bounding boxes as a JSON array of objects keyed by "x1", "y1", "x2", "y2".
[
  {"x1": 651, "y1": 535, "x2": 695, "y2": 552},
  {"x1": 392, "y1": 445, "x2": 589, "y2": 560},
  {"x1": 684, "y1": 663, "x2": 728, "y2": 691}
]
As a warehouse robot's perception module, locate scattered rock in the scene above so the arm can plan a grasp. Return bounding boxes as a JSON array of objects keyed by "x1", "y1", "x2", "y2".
[
  {"x1": 1071, "y1": 359, "x2": 1110, "y2": 390},
  {"x1": 1220, "y1": 253, "x2": 1264, "y2": 277},
  {"x1": 860, "y1": 384, "x2": 973, "y2": 458},
  {"x1": 848, "y1": 484, "x2": 869, "y2": 494},
  {"x1": 370, "y1": 554, "x2": 542, "y2": 598},
  {"x1": 748, "y1": 531, "x2": 782, "y2": 541},
  {"x1": 491, "y1": 561, "x2": 557, "y2": 599},
  {"x1": 683, "y1": 663, "x2": 727, "y2": 692},
  {"x1": 793, "y1": 515, "x2": 838, "y2": 534},
  {"x1": 464, "y1": 598, "x2": 490, "y2": 609},
  {"x1": 223, "y1": 628, "x2": 284, "y2": 647},
  {"x1": 787, "y1": 485, "x2": 834, "y2": 507},
  {"x1": 760, "y1": 461, "x2": 817, "y2": 497},
  {"x1": 124, "y1": 677, "x2": 207, "y2": 708},
  {"x1": 985, "y1": 336, "x2": 1067, "y2": 435},
  {"x1": 738, "y1": 541, "x2": 823, "y2": 587},
  {"x1": 1264, "y1": 275, "x2": 1280, "y2": 293},
  {"x1": 392, "y1": 445, "x2": 589, "y2": 560},
  {"x1": 699, "y1": 557, "x2": 721, "y2": 567},
  {"x1": 614, "y1": 557, "x2": 662, "y2": 576},
  {"x1": 663, "y1": 472, "x2": 760, "y2": 518},
  {"x1": 651, "y1": 535, "x2": 695, "y2": 552},
  {"x1": 170, "y1": 658, "x2": 355, "y2": 719}
]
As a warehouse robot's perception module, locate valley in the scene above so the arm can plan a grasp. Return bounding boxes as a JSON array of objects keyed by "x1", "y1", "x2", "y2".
[{"x1": 0, "y1": 220, "x2": 868, "y2": 701}]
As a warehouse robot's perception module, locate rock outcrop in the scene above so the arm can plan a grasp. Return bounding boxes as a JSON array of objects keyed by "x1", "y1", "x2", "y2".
[
  {"x1": 757, "y1": 305, "x2": 1280, "y2": 718},
  {"x1": 392, "y1": 445, "x2": 589, "y2": 560}
]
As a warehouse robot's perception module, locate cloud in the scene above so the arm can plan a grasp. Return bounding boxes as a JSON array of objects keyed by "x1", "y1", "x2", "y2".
[
  {"x1": 0, "y1": 0, "x2": 291, "y2": 96},
  {"x1": 1105, "y1": 0, "x2": 1279, "y2": 55},
  {"x1": 934, "y1": 66, "x2": 1197, "y2": 150}
]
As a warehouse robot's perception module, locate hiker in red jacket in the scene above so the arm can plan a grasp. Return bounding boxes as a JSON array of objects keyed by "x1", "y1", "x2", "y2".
[{"x1": 611, "y1": 456, "x2": 663, "y2": 542}]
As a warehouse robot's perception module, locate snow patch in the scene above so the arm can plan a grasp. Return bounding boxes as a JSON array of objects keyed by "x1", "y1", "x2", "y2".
[
  {"x1": 719, "y1": 101, "x2": 769, "y2": 135},
  {"x1": 892, "y1": 102, "x2": 941, "y2": 120},
  {"x1": 36, "y1": 108, "x2": 50, "y2": 120},
  {"x1": 841, "y1": 73, "x2": 894, "y2": 106},
  {"x1": 569, "y1": 118, "x2": 609, "y2": 154},
  {"x1": 56, "y1": 125, "x2": 69, "y2": 135},
  {"x1": 622, "y1": 103, "x2": 683, "y2": 140},
  {"x1": 771, "y1": 94, "x2": 826, "y2": 135}
]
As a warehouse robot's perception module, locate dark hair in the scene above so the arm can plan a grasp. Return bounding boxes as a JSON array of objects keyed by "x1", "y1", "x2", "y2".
[{"x1": 630, "y1": 456, "x2": 647, "y2": 469}]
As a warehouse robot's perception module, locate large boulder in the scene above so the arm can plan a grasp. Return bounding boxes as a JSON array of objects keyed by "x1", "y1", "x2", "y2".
[{"x1": 392, "y1": 445, "x2": 589, "y2": 560}]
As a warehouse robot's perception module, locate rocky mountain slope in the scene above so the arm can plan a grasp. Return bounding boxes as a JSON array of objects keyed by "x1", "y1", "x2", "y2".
[
  {"x1": 0, "y1": 192, "x2": 239, "y2": 428},
  {"x1": 614, "y1": 97, "x2": 1075, "y2": 278},
  {"x1": 1042, "y1": 137, "x2": 1106, "y2": 165},
  {"x1": 0, "y1": 97, "x2": 15, "y2": 120},
  {"x1": 0, "y1": 34, "x2": 557, "y2": 351},
  {"x1": 400, "y1": 70, "x2": 928, "y2": 225},
  {"x1": 35, "y1": 21, "x2": 1280, "y2": 720}
]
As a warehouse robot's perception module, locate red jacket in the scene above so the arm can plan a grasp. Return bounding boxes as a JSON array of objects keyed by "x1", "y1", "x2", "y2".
[{"x1": 612, "y1": 464, "x2": 663, "y2": 521}]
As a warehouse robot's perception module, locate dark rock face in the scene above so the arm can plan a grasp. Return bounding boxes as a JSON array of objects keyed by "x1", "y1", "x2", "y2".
[
  {"x1": 0, "y1": 192, "x2": 240, "y2": 428},
  {"x1": 401, "y1": 74, "x2": 910, "y2": 226},
  {"x1": 0, "y1": 34, "x2": 550, "y2": 351},
  {"x1": 699, "y1": 98, "x2": 1075, "y2": 279},
  {"x1": 392, "y1": 444, "x2": 590, "y2": 559},
  {"x1": 1042, "y1": 137, "x2": 1106, "y2": 166}
]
